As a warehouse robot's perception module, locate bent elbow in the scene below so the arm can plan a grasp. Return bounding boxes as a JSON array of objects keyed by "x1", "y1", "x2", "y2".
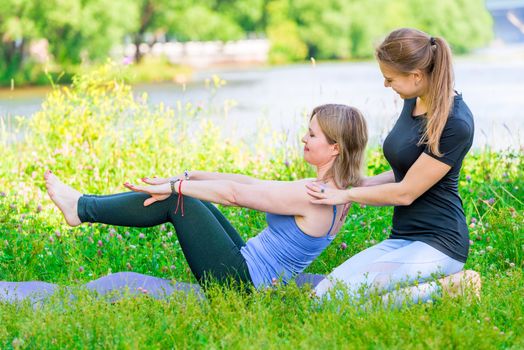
[{"x1": 396, "y1": 193, "x2": 415, "y2": 206}]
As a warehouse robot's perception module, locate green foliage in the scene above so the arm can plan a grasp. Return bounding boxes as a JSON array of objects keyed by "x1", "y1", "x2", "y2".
[
  {"x1": 285, "y1": 0, "x2": 494, "y2": 60},
  {"x1": 289, "y1": 0, "x2": 353, "y2": 59},
  {"x1": 266, "y1": 0, "x2": 308, "y2": 64},
  {"x1": 405, "y1": 0, "x2": 494, "y2": 54},
  {"x1": 0, "y1": 0, "x2": 494, "y2": 84},
  {"x1": 34, "y1": 0, "x2": 138, "y2": 65},
  {"x1": 167, "y1": 4, "x2": 244, "y2": 41},
  {"x1": 0, "y1": 0, "x2": 39, "y2": 83},
  {"x1": 0, "y1": 67, "x2": 523, "y2": 348}
]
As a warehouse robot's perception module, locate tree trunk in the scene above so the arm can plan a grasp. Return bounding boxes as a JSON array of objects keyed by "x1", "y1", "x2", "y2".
[
  {"x1": 134, "y1": 34, "x2": 144, "y2": 63},
  {"x1": 134, "y1": 0, "x2": 155, "y2": 64}
]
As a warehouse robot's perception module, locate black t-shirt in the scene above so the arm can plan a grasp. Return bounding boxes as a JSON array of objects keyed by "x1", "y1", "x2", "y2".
[{"x1": 382, "y1": 94, "x2": 474, "y2": 262}]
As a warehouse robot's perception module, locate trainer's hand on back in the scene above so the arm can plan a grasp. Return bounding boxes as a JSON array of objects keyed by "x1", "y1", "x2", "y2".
[{"x1": 305, "y1": 181, "x2": 349, "y2": 205}]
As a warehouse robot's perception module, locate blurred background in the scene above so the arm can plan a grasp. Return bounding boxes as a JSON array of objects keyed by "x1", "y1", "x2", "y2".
[{"x1": 1, "y1": 0, "x2": 523, "y2": 148}]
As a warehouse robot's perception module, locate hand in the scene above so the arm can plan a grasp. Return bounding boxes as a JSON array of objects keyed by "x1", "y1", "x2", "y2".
[
  {"x1": 305, "y1": 181, "x2": 350, "y2": 205},
  {"x1": 124, "y1": 182, "x2": 172, "y2": 206},
  {"x1": 141, "y1": 176, "x2": 179, "y2": 185}
]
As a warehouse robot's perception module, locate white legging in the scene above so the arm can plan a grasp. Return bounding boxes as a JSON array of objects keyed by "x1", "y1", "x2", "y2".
[{"x1": 314, "y1": 239, "x2": 464, "y2": 306}]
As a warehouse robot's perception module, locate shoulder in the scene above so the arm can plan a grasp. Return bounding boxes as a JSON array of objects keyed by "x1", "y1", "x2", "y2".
[
  {"x1": 443, "y1": 117, "x2": 473, "y2": 139},
  {"x1": 443, "y1": 95, "x2": 474, "y2": 139},
  {"x1": 449, "y1": 95, "x2": 474, "y2": 126}
]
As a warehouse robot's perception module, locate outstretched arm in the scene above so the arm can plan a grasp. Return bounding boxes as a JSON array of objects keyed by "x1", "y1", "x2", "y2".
[
  {"x1": 125, "y1": 178, "x2": 314, "y2": 216},
  {"x1": 141, "y1": 170, "x2": 268, "y2": 186}
]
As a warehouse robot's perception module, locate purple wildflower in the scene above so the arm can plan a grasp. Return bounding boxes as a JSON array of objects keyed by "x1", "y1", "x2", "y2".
[
  {"x1": 122, "y1": 56, "x2": 133, "y2": 65},
  {"x1": 340, "y1": 242, "x2": 348, "y2": 250}
]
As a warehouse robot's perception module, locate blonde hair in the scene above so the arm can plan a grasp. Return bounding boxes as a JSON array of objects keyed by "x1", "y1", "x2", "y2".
[
  {"x1": 311, "y1": 104, "x2": 368, "y2": 188},
  {"x1": 376, "y1": 28, "x2": 454, "y2": 156}
]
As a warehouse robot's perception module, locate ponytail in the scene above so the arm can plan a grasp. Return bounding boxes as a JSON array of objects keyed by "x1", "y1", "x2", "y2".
[{"x1": 376, "y1": 28, "x2": 455, "y2": 156}]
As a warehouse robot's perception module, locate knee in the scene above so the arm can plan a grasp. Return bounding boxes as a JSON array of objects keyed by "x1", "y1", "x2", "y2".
[{"x1": 313, "y1": 278, "x2": 335, "y2": 298}]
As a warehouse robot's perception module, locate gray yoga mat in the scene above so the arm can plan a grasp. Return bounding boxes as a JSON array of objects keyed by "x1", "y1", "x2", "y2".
[{"x1": 0, "y1": 272, "x2": 326, "y2": 304}]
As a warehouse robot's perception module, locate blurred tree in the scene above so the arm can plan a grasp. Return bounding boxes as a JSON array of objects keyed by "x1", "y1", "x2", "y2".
[
  {"x1": 129, "y1": 0, "x2": 173, "y2": 63},
  {"x1": 346, "y1": 0, "x2": 493, "y2": 58},
  {"x1": 406, "y1": 0, "x2": 493, "y2": 54},
  {"x1": 170, "y1": 6, "x2": 243, "y2": 41},
  {"x1": 289, "y1": 0, "x2": 352, "y2": 59},
  {"x1": 265, "y1": 0, "x2": 308, "y2": 63},
  {"x1": 346, "y1": 0, "x2": 412, "y2": 58},
  {"x1": 0, "y1": 0, "x2": 494, "y2": 84},
  {"x1": 0, "y1": 0, "x2": 39, "y2": 82},
  {"x1": 214, "y1": 0, "x2": 267, "y2": 34},
  {"x1": 33, "y1": 0, "x2": 137, "y2": 65}
]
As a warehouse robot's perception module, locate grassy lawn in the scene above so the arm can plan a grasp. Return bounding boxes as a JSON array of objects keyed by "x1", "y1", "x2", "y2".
[{"x1": 0, "y1": 66, "x2": 522, "y2": 349}]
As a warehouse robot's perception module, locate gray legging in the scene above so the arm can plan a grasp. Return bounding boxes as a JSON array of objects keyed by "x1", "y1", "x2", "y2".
[
  {"x1": 78, "y1": 192, "x2": 252, "y2": 286},
  {"x1": 314, "y1": 239, "x2": 464, "y2": 306}
]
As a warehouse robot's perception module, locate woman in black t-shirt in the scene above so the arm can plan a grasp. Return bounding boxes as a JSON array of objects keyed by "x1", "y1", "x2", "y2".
[{"x1": 307, "y1": 28, "x2": 480, "y2": 305}]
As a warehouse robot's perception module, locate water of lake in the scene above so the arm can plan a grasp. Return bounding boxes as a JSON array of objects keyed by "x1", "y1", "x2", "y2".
[{"x1": 1, "y1": 58, "x2": 523, "y2": 150}]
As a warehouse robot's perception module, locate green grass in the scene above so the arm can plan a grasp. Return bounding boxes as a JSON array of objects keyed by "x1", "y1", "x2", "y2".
[{"x1": 0, "y1": 65, "x2": 522, "y2": 349}]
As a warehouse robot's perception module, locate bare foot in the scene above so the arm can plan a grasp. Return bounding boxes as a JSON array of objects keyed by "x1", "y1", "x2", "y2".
[
  {"x1": 440, "y1": 270, "x2": 481, "y2": 300},
  {"x1": 44, "y1": 170, "x2": 82, "y2": 226}
]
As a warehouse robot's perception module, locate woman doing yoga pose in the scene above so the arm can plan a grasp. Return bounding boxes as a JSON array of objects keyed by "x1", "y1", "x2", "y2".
[{"x1": 45, "y1": 104, "x2": 368, "y2": 289}]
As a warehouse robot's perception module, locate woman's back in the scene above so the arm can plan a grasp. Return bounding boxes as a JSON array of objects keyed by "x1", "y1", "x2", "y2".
[{"x1": 240, "y1": 207, "x2": 337, "y2": 288}]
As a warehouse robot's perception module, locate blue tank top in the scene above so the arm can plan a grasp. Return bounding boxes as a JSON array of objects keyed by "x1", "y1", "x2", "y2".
[{"x1": 240, "y1": 207, "x2": 337, "y2": 288}]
